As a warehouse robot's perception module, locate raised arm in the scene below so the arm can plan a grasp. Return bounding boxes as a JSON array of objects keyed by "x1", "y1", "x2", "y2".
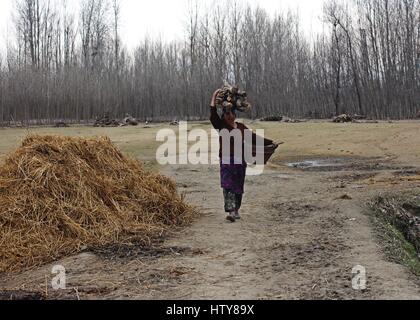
[{"x1": 210, "y1": 89, "x2": 224, "y2": 130}]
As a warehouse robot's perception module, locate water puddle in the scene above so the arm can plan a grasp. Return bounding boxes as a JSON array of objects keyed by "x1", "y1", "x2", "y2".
[
  {"x1": 287, "y1": 158, "x2": 348, "y2": 170},
  {"x1": 286, "y1": 157, "x2": 415, "y2": 173}
]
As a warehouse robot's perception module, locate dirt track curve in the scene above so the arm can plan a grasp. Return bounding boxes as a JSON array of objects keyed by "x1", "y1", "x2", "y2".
[{"x1": 1, "y1": 156, "x2": 419, "y2": 300}]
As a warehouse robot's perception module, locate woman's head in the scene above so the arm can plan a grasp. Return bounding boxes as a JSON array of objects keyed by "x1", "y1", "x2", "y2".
[{"x1": 223, "y1": 109, "x2": 237, "y2": 124}]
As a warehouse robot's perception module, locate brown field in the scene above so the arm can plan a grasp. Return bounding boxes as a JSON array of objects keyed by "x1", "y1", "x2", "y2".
[
  {"x1": 0, "y1": 120, "x2": 419, "y2": 300},
  {"x1": 1, "y1": 120, "x2": 419, "y2": 166}
]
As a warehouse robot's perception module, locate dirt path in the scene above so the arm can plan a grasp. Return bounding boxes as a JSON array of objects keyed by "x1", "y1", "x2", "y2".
[
  {"x1": 153, "y1": 163, "x2": 420, "y2": 300},
  {"x1": 1, "y1": 157, "x2": 419, "y2": 300}
]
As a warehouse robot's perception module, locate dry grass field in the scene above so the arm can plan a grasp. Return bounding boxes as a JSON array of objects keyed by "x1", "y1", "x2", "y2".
[{"x1": 1, "y1": 120, "x2": 419, "y2": 166}]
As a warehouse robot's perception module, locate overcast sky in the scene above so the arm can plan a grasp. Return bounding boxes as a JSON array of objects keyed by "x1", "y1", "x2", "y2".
[{"x1": 0, "y1": 0, "x2": 326, "y2": 51}]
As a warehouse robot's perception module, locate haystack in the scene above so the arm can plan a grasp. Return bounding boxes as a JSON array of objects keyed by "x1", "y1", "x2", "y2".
[{"x1": 0, "y1": 135, "x2": 197, "y2": 273}]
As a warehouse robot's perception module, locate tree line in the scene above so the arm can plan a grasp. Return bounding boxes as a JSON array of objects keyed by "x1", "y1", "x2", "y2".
[{"x1": 0, "y1": 0, "x2": 419, "y2": 125}]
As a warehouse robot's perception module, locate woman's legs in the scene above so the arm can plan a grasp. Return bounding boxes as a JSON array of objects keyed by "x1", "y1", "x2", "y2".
[
  {"x1": 235, "y1": 193, "x2": 243, "y2": 211},
  {"x1": 234, "y1": 193, "x2": 243, "y2": 219},
  {"x1": 224, "y1": 189, "x2": 243, "y2": 221},
  {"x1": 223, "y1": 189, "x2": 237, "y2": 213},
  {"x1": 220, "y1": 161, "x2": 247, "y2": 221}
]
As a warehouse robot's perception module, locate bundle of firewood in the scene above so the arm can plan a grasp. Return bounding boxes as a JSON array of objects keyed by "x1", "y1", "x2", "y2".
[
  {"x1": 94, "y1": 112, "x2": 120, "y2": 127},
  {"x1": 122, "y1": 114, "x2": 139, "y2": 126},
  {"x1": 332, "y1": 114, "x2": 353, "y2": 123},
  {"x1": 215, "y1": 84, "x2": 251, "y2": 113}
]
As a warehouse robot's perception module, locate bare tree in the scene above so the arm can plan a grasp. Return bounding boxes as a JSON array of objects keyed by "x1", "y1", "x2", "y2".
[{"x1": 0, "y1": 0, "x2": 419, "y2": 126}]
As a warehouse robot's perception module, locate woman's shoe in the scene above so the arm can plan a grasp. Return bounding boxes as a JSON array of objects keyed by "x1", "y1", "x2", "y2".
[
  {"x1": 234, "y1": 211, "x2": 241, "y2": 220},
  {"x1": 226, "y1": 212, "x2": 236, "y2": 223}
]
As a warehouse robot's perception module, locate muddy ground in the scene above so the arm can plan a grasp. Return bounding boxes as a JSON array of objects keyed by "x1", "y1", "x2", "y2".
[{"x1": 0, "y1": 121, "x2": 419, "y2": 300}]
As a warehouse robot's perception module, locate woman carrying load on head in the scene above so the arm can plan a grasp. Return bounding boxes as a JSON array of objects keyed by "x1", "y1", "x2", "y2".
[{"x1": 209, "y1": 89, "x2": 280, "y2": 223}]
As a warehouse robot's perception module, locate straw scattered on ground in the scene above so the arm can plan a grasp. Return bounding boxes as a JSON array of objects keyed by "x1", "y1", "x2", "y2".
[{"x1": 0, "y1": 135, "x2": 197, "y2": 273}]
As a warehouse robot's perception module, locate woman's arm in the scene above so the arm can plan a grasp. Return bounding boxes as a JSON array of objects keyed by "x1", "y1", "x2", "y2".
[{"x1": 210, "y1": 89, "x2": 224, "y2": 130}]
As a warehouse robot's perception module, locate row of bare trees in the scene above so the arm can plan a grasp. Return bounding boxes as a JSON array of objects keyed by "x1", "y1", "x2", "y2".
[{"x1": 0, "y1": 0, "x2": 419, "y2": 125}]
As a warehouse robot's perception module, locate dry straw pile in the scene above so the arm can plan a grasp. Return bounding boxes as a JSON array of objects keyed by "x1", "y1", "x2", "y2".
[{"x1": 0, "y1": 135, "x2": 197, "y2": 273}]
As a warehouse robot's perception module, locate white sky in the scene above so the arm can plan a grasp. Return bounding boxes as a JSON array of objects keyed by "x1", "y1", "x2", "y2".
[{"x1": 0, "y1": 0, "x2": 326, "y2": 52}]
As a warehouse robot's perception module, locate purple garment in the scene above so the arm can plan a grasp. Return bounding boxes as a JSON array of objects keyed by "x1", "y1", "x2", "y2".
[{"x1": 220, "y1": 158, "x2": 247, "y2": 195}]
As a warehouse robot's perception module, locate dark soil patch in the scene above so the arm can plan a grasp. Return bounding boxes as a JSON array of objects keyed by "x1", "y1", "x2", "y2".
[
  {"x1": 329, "y1": 172, "x2": 378, "y2": 183},
  {"x1": 392, "y1": 169, "x2": 420, "y2": 177},
  {"x1": 269, "y1": 201, "x2": 324, "y2": 220},
  {"x1": 0, "y1": 290, "x2": 45, "y2": 300},
  {"x1": 92, "y1": 244, "x2": 206, "y2": 261}
]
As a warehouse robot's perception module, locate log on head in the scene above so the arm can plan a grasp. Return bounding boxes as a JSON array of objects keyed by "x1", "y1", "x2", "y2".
[{"x1": 215, "y1": 84, "x2": 252, "y2": 113}]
